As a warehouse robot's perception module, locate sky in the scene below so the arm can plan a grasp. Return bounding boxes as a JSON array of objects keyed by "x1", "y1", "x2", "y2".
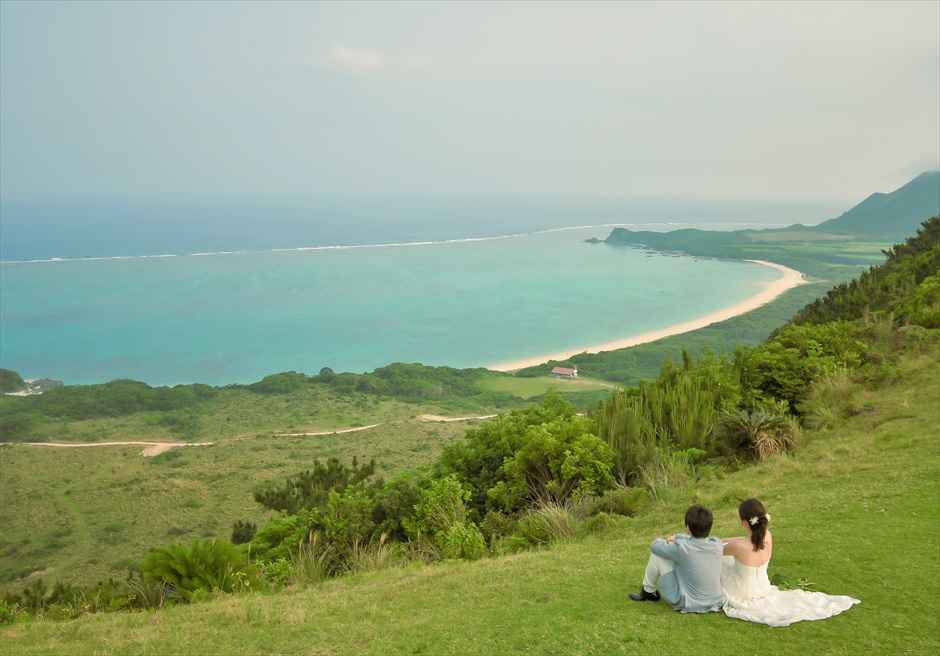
[{"x1": 1, "y1": 1, "x2": 938, "y2": 202}]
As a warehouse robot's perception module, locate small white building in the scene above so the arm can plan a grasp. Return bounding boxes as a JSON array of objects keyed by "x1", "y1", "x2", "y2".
[{"x1": 549, "y1": 366, "x2": 578, "y2": 379}]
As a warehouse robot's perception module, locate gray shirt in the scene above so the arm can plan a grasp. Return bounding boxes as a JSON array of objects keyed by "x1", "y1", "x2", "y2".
[{"x1": 650, "y1": 534, "x2": 725, "y2": 613}]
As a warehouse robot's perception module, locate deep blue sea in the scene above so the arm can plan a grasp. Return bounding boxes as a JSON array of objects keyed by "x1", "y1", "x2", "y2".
[{"x1": 0, "y1": 195, "x2": 843, "y2": 386}]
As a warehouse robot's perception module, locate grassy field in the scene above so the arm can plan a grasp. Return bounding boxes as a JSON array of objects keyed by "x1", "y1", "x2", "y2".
[
  {"x1": 0, "y1": 418, "x2": 475, "y2": 592},
  {"x1": 7, "y1": 385, "x2": 506, "y2": 445},
  {"x1": 1, "y1": 351, "x2": 937, "y2": 655},
  {"x1": 479, "y1": 375, "x2": 616, "y2": 399}
]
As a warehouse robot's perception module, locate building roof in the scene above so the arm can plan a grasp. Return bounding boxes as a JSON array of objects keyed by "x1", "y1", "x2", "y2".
[{"x1": 551, "y1": 366, "x2": 577, "y2": 375}]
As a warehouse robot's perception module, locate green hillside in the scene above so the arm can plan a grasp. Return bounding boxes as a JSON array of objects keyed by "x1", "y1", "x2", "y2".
[
  {"x1": 1, "y1": 348, "x2": 936, "y2": 655},
  {"x1": 807, "y1": 171, "x2": 940, "y2": 240}
]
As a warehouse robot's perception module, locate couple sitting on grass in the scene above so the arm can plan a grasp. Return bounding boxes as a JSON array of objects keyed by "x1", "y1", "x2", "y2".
[{"x1": 629, "y1": 499, "x2": 860, "y2": 627}]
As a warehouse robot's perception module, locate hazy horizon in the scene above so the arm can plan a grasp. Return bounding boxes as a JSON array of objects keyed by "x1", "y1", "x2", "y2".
[{"x1": 2, "y1": 1, "x2": 938, "y2": 204}]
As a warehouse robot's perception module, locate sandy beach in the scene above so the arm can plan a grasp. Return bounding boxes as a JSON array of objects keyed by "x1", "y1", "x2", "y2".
[{"x1": 488, "y1": 260, "x2": 806, "y2": 372}]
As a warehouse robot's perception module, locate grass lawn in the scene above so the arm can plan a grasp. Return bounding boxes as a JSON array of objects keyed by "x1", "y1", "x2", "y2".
[
  {"x1": 1, "y1": 352, "x2": 937, "y2": 655},
  {"x1": 480, "y1": 375, "x2": 616, "y2": 399}
]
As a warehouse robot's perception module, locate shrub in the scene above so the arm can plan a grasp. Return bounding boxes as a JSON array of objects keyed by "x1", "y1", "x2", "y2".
[
  {"x1": 490, "y1": 535, "x2": 531, "y2": 555},
  {"x1": 404, "y1": 476, "x2": 471, "y2": 538},
  {"x1": 440, "y1": 521, "x2": 486, "y2": 560},
  {"x1": 346, "y1": 534, "x2": 400, "y2": 574},
  {"x1": 0, "y1": 599, "x2": 15, "y2": 624},
  {"x1": 372, "y1": 473, "x2": 424, "y2": 542},
  {"x1": 256, "y1": 558, "x2": 292, "y2": 587},
  {"x1": 594, "y1": 353, "x2": 729, "y2": 482},
  {"x1": 403, "y1": 475, "x2": 485, "y2": 560},
  {"x1": 516, "y1": 513, "x2": 551, "y2": 545},
  {"x1": 480, "y1": 511, "x2": 518, "y2": 541},
  {"x1": 583, "y1": 512, "x2": 618, "y2": 535},
  {"x1": 589, "y1": 486, "x2": 648, "y2": 517},
  {"x1": 231, "y1": 520, "x2": 257, "y2": 545},
  {"x1": 16, "y1": 379, "x2": 215, "y2": 421},
  {"x1": 898, "y1": 273, "x2": 940, "y2": 328},
  {"x1": 320, "y1": 484, "x2": 376, "y2": 554},
  {"x1": 0, "y1": 369, "x2": 26, "y2": 394},
  {"x1": 246, "y1": 511, "x2": 311, "y2": 565},
  {"x1": 745, "y1": 322, "x2": 867, "y2": 412}
]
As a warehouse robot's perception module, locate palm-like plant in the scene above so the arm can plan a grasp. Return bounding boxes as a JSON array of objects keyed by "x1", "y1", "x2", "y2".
[
  {"x1": 141, "y1": 539, "x2": 259, "y2": 601},
  {"x1": 716, "y1": 411, "x2": 799, "y2": 461}
]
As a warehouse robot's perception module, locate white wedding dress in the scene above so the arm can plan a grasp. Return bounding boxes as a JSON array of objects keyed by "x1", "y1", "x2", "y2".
[{"x1": 721, "y1": 555, "x2": 860, "y2": 627}]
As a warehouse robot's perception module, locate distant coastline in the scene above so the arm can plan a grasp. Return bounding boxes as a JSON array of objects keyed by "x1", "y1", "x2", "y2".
[{"x1": 488, "y1": 260, "x2": 806, "y2": 372}]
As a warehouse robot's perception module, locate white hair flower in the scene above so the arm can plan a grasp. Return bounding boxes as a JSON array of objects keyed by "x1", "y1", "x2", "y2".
[{"x1": 748, "y1": 514, "x2": 771, "y2": 526}]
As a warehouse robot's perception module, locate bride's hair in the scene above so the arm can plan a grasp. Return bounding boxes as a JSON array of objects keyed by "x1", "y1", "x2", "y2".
[{"x1": 739, "y1": 498, "x2": 769, "y2": 552}]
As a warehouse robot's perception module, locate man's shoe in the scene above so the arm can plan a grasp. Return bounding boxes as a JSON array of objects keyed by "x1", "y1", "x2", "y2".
[{"x1": 629, "y1": 589, "x2": 660, "y2": 602}]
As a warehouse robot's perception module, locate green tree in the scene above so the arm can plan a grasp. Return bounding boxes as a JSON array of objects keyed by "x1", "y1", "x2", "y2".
[
  {"x1": 0, "y1": 369, "x2": 26, "y2": 394},
  {"x1": 437, "y1": 392, "x2": 588, "y2": 516},
  {"x1": 252, "y1": 457, "x2": 376, "y2": 514},
  {"x1": 744, "y1": 322, "x2": 867, "y2": 412},
  {"x1": 490, "y1": 415, "x2": 614, "y2": 511}
]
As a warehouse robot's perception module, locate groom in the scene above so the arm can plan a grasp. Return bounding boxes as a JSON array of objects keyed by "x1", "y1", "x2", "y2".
[{"x1": 629, "y1": 504, "x2": 725, "y2": 613}]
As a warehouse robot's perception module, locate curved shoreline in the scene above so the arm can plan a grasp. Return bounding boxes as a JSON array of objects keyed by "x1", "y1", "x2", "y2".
[{"x1": 487, "y1": 260, "x2": 807, "y2": 372}]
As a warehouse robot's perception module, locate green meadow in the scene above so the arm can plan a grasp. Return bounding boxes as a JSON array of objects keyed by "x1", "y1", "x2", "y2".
[
  {"x1": 479, "y1": 374, "x2": 616, "y2": 399},
  {"x1": 1, "y1": 350, "x2": 937, "y2": 655},
  {"x1": 0, "y1": 418, "x2": 473, "y2": 593},
  {"x1": 4, "y1": 385, "x2": 505, "y2": 445}
]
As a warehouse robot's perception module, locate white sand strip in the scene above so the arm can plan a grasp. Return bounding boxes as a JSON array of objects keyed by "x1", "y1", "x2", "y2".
[{"x1": 488, "y1": 260, "x2": 806, "y2": 372}]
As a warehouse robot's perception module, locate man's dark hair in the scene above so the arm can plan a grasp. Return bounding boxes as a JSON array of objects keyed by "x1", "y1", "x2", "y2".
[{"x1": 684, "y1": 504, "x2": 713, "y2": 538}]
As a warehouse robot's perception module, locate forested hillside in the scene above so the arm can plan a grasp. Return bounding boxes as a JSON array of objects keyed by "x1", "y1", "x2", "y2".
[{"x1": 793, "y1": 216, "x2": 939, "y2": 326}]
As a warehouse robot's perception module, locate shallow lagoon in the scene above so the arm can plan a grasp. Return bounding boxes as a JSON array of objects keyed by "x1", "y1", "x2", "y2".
[{"x1": 0, "y1": 196, "x2": 839, "y2": 386}]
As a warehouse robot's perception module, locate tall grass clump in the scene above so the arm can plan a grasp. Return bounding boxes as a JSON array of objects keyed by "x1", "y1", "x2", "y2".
[
  {"x1": 346, "y1": 534, "x2": 400, "y2": 575},
  {"x1": 126, "y1": 576, "x2": 167, "y2": 611},
  {"x1": 799, "y1": 369, "x2": 865, "y2": 430},
  {"x1": 289, "y1": 535, "x2": 335, "y2": 586},
  {"x1": 517, "y1": 501, "x2": 583, "y2": 545},
  {"x1": 637, "y1": 447, "x2": 707, "y2": 500}
]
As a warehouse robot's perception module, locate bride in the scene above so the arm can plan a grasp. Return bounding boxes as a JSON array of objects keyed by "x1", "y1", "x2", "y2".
[{"x1": 721, "y1": 498, "x2": 860, "y2": 627}]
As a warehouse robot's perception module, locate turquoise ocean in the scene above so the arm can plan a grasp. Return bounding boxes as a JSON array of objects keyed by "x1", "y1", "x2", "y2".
[{"x1": 0, "y1": 195, "x2": 842, "y2": 386}]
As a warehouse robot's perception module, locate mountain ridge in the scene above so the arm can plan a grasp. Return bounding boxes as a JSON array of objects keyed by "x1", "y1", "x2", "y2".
[{"x1": 792, "y1": 170, "x2": 939, "y2": 239}]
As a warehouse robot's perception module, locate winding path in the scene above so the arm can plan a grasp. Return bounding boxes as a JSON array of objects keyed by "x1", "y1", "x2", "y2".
[{"x1": 15, "y1": 414, "x2": 498, "y2": 457}]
